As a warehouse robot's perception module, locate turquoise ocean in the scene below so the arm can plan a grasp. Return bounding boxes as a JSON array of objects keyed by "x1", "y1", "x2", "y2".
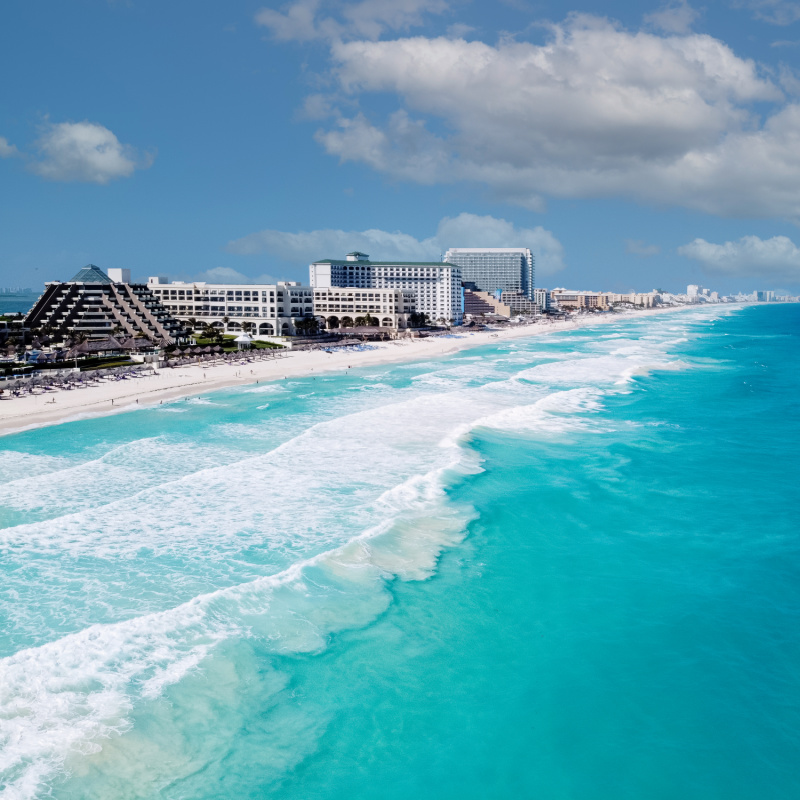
[{"x1": 1, "y1": 304, "x2": 798, "y2": 799}]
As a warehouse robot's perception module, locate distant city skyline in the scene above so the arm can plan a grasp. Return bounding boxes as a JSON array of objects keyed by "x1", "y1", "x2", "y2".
[{"x1": 3, "y1": 1, "x2": 800, "y2": 293}]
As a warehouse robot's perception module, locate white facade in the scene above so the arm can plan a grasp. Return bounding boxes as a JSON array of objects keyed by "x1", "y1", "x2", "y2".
[
  {"x1": 533, "y1": 288, "x2": 550, "y2": 310},
  {"x1": 310, "y1": 252, "x2": 462, "y2": 325},
  {"x1": 106, "y1": 268, "x2": 131, "y2": 283},
  {"x1": 147, "y1": 277, "x2": 314, "y2": 336},
  {"x1": 313, "y1": 287, "x2": 416, "y2": 330},
  {"x1": 443, "y1": 248, "x2": 534, "y2": 299}
]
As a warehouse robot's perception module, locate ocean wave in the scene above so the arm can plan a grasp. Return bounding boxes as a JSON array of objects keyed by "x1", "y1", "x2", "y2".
[
  {"x1": 0, "y1": 444, "x2": 480, "y2": 800},
  {"x1": 0, "y1": 313, "x2": 714, "y2": 797}
]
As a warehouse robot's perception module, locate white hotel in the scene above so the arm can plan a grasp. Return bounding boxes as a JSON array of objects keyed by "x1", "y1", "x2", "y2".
[
  {"x1": 313, "y1": 287, "x2": 416, "y2": 329},
  {"x1": 310, "y1": 252, "x2": 463, "y2": 325},
  {"x1": 146, "y1": 277, "x2": 314, "y2": 336}
]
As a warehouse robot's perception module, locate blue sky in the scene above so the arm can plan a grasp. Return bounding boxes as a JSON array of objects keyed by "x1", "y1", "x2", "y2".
[{"x1": 3, "y1": 0, "x2": 800, "y2": 293}]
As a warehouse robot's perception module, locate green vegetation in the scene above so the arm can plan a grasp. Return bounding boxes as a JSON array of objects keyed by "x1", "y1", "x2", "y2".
[
  {"x1": 184, "y1": 334, "x2": 283, "y2": 352},
  {"x1": 294, "y1": 317, "x2": 320, "y2": 336}
]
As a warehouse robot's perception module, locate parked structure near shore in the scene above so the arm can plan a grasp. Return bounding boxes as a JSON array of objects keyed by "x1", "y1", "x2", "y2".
[
  {"x1": 25, "y1": 265, "x2": 187, "y2": 344},
  {"x1": 310, "y1": 251, "x2": 463, "y2": 325},
  {"x1": 147, "y1": 277, "x2": 315, "y2": 336}
]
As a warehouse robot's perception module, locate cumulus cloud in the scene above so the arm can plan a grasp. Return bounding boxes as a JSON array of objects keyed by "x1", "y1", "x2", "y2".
[
  {"x1": 644, "y1": 1, "x2": 699, "y2": 34},
  {"x1": 297, "y1": 14, "x2": 800, "y2": 220},
  {"x1": 189, "y1": 267, "x2": 279, "y2": 284},
  {"x1": 226, "y1": 212, "x2": 566, "y2": 275},
  {"x1": 31, "y1": 121, "x2": 153, "y2": 184},
  {"x1": 678, "y1": 234, "x2": 800, "y2": 277},
  {"x1": 733, "y1": 1, "x2": 800, "y2": 25},
  {"x1": 625, "y1": 239, "x2": 661, "y2": 257},
  {"x1": 0, "y1": 137, "x2": 20, "y2": 158},
  {"x1": 255, "y1": 0, "x2": 449, "y2": 42}
]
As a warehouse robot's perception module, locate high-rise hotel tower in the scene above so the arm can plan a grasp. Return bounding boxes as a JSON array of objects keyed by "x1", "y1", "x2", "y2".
[{"x1": 443, "y1": 248, "x2": 535, "y2": 299}]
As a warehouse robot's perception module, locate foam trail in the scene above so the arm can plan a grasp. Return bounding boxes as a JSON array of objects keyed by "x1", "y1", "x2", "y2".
[
  {"x1": 0, "y1": 309, "x2": 723, "y2": 798},
  {"x1": 0, "y1": 445, "x2": 480, "y2": 800}
]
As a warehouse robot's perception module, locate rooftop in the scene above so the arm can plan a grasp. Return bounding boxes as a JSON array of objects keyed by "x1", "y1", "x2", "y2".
[
  {"x1": 313, "y1": 259, "x2": 458, "y2": 268},
  {"x1": 69, "y1": 265, "x2": 114, "y2": 284}
]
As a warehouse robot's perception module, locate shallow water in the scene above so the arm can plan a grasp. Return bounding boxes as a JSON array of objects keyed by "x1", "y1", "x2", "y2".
[{"x1": 1, "y1": 305, "x2": 798, "y2": 799}]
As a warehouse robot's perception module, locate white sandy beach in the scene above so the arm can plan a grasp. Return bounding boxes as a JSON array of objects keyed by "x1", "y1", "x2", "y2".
[{"x1": 0, "y1": 308, "x2": 690, "y2": 436}]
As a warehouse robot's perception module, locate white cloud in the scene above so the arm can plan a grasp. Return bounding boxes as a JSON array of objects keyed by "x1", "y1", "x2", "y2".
[
  {"x1": 625, "y1": 239, "x2": 661, "y2": 257},
  {"x1": 734, "y1": 1, "x2": 800, "y2": 25},
  {"x1": 678, "y1": 234, "x2": 800, "y2": 277},
  {"x1": 226, "y1": 212, "x2": 566, "y2": 275},
  {"x1": 255, "y1": 0, "x2": 449, "y2": 42},
  {"x1": 189, "y1": 267, "x2": 279, "y2": 284},
  {"x1": 0, "y1": 137, "x2": 20, "y2": 158},
  {"x1": 302, "y1": 15, "x2": 800, "y2": 220},
  {"x1": 644, "y1": 1, "x2": 699, "y2": 34},
  {"x1": 31, "y1": 121, "x2": 153, "y2": 184}
]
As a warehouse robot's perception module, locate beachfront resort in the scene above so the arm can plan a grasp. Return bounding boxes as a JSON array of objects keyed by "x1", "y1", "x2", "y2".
[{"x1": 1, "y1": 248, "x2": 794, "y2": 405}]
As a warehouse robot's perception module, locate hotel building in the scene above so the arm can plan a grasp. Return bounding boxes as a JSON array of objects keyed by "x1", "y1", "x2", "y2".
[
  {"x1": 310, "y1": 252, "x2": 463, "y2": 325},
  {"x1": 146, "y1": 277, "x2": 314, "y2": 336},
  {"x1": 443, "y1": 248, "x2": 535, "y2": 299},
  {"x1": 549, "y1": 289, "x2": 609, "y2": 311},
  {"x1": 313, "y1": 287, "x2": 416, "y2": 330},
  {"x1": 26, "y1": 265, "x2": 187, "y2": 343}
]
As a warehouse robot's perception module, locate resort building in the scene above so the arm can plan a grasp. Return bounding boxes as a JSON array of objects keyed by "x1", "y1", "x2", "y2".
[
  {"x1": 463, "y1": 290, "x2": 512, "y2": 318},
  {"x1": 533, "y1": 288, "x2": 550, "y2": 311},
  {"x1": 549, "y1": 289, "x2": 610, "y2": 311},
  {"x1": 549, "y1": 289, "x2": 660, "y2": 311},
  {"x1": 25, "y1": 265, "x2": 187, "y2": 343},
  {"x1": 146, "y1": 277, "x2": 314, "y2": 336},
  {"x1": 312, "y1": 287, "x2": 416, "y2": 330},
  {"x1": 443, "y1": 248, "x2": 535, "y2": 299},
  {"x1": 310, "y1": 252, "x2": 463, "y2": 325},
  {"x1": 462, "y1": 289, "x2": 541, "y2": 319},
  {"x1": 606, "y1": 292, "x2": 659, "y2": 308},
  {"x1": 499, "y1": 291, "x2": 540, "y2": 314}
]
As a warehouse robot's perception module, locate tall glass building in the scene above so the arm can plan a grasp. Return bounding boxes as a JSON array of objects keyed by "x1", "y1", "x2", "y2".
[{"x1": 443, "y1": 248, "x2": 534, "y2": 299}]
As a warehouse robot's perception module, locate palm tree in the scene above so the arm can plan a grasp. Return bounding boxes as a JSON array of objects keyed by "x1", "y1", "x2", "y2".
[
  {"x1": 363, "y1": 313, "x2": 377, "y2": 327},
  {"x1": 354, "y1": 316, "x2": 367, "y2": 328},
  {"x1": 341, "y1": 316, "x2": 354, "y2": 328},
  {"x1": 187, "y1": 317, "x2": 199, "y2": 331},
  {"x1": 295, "y1": 317, "x2": 319, "y2": 336}
]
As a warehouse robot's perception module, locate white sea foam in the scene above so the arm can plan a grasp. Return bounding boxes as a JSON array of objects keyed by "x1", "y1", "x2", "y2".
[
  {"x1": 242, "y1": 384, "x2": 289, "y2": 394},
  {"x1": 0, "y1": 314, "x2": 712, "y2": 797},
  {"x1": 477, "y1": 388, "x2": 611, "y2": 435},
  {"x1": 0, "y1": 452, "x2": 74, "y2": 484},
  {"x1": 0, "y1": 441, "x2": 478, "y2": 800},
  {"x1": 0, "y1": 438, "x2": 238, "y2": 519}
]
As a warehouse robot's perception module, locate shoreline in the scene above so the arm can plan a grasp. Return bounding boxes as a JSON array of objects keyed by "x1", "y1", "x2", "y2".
[{"x1": 0, "y1": 305, "x2": 717, "y2": 437}]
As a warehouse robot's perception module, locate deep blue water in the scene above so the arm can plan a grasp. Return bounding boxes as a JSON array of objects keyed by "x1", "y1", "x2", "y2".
[
  {"x1": 1, "y1": 305, "x2": 798, "y2": 799},
  {"x1": 0, "y1": 294, "x2": 37, "y2": 316}
]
